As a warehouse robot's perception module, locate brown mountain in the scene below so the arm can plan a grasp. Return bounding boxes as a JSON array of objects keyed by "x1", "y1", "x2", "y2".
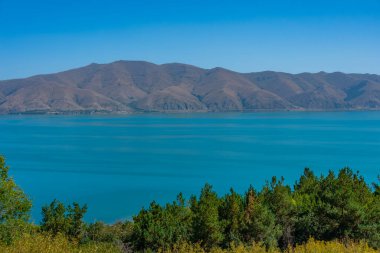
[{"x1": 1, "y1": 60, "x2": 380, "y2": 114}]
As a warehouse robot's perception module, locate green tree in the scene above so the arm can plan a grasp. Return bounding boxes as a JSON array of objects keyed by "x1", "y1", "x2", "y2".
[
  {"x1": 132, "y1": 193, "x2": 192, "y2": 251},
  {"x1": 219, "y1": 188, "x2": 244, "y2": 246},
  {"x1": 261, "y1": 176, "x2": 296, "y2": 248},
  {"x1": 41, "y1": 199, "x2": 68, "y2": 236},
  {"x1": 293, "y1": 168, "x2": 321, "y2": 243},
  {"x1": 293, "y1": 168, "x2": 380, "y2": 248},
  {"x1": 242, "y1": 185, "x2": 281, "y2": 248},
  {"x1": 0, "y1": 155, "x2": 31, "y2": 222},
  {"x1": 164, "y1": 193, "x2": 193, "y2": 244},
  {"x1": 317, "y1": 169, "x2": 374, "y2": 241},
  {"x1": 41, "y1": 199, "x2": 87, "y2": 240},
  {"x1": 67, "y1": 202, "x2": 87, "y2": 239},
  {"x1": 191, "y1": 183, "x2": 223, "y2": 249},
  {"x1": 0, "y1": 155, "x2": 32, "y2": 244},
  {"x1": 360, "y1": 192, "x2": 380, "y2": 249}
]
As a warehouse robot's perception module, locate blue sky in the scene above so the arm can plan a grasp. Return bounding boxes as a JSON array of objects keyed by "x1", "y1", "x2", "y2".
[{"x1": 0, "y1": 0, "x2": 379, "y2": 79}]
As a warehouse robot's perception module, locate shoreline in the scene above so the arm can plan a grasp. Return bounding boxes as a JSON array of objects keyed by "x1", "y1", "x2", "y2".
[{"x1": 2, "y1": 107, "x2": 380, "y2": 116}]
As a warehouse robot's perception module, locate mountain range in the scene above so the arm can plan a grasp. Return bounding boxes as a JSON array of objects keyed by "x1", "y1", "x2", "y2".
[{"x1": 1, "y1": 61, "x2": 380, "y2": 114}]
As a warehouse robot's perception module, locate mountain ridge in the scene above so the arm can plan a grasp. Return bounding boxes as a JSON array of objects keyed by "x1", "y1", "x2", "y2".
[{"x1": 1, "y1": 60, "x2": 380, "y2": 114}]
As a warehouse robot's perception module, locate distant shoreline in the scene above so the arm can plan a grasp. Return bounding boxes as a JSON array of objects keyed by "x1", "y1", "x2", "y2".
[{"x1": 2, "y1": 108, "x2": 380, "y2": 116}]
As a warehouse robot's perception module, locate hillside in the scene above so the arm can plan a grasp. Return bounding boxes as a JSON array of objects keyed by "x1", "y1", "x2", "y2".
[{"x1": 1, "y1": 61, "x2": 380, "y2": 114}]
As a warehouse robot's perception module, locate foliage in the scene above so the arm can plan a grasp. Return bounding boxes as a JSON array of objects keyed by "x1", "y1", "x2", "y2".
[
  {"x1": 128, "y1": 168, "x2": 380, "y2": 251},
  {"x1": 260, "y1": 177, "x2": 296, "y2": 248},
  {"x1": 132, "y1": 193, "x2": 192, "y2": 251},
  {"x1": 191, "y1": 184, "x2": 224, "y2": 249},
  {"x1": 85, "y1": 220, "x2": 133, "y2": 244},
  {"x1": 219, "y1": 188, "x2": 244, "y2": 246},
  {"x1": 242, "y1": 186, "x2": 281, "y2": 248},
  {"x1": 293, "y1": 168, "x2": 380, "y2": 248},
  {"x1": 0, "y1": 155, "x2": 32, "y2": 244},
  {"x1": 0, "y1": 219, "x2": 36, "y2": 245},
  {"x1": 41, "y1": 199, "x2": 87, "y2": 240},
  {"x1": 0, "y1": 156, "x2": 32, "y2": 222}
]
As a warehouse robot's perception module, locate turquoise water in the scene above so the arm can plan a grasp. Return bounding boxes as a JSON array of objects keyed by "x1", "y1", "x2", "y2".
[{"x1": 0, "y1": 112, "x2": 380, "y2": 223}]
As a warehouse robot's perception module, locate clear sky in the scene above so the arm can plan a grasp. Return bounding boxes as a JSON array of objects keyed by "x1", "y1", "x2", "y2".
[{"x1": 0, "y1": 0, "x2": 379, "y2": 80}]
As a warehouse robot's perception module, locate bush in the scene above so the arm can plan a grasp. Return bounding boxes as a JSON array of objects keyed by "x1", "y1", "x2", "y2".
[
  {"x1": 290, "y1": 238, "x2": 378, "y2": 253},
  {"x1": 85, "y1": 221, "x2": 133, "y2": 244}
]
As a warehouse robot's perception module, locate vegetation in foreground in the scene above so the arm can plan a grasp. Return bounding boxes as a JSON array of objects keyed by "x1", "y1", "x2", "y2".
[{"x1": 0, "y1": 155, "x2": 379, "y2": 252}]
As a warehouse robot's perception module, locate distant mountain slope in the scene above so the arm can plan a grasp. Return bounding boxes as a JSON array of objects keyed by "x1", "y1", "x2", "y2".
[{"x1": 1, "y1": 61, "x2": 380, "y2": 114}]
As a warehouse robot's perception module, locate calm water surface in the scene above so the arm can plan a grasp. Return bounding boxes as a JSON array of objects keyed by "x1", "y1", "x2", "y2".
[{"x1": 0, "y1": 112, "x2": 379, "y2": 222}]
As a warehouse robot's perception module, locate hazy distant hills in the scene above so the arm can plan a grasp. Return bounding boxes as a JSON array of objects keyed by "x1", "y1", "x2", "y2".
[{"x1": 1, "y1": 60, "x2": 380, "y2": 114}]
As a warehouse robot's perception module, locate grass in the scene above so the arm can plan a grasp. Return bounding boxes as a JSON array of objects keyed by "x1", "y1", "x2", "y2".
[
  {"x1": 0, "y1": 234, "x2": 378, "y2": 253},
  {"x1": 159, "y1": 239, "x2": 379, "y2": 253},
  {"x1": 0, "y1": 233, "x2": 121, "y2": 253}
]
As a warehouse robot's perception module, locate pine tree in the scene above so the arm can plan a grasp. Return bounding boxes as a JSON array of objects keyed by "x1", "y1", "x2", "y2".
[
  {"x1": 41, "y1": 199, "x2": 87, "y2": 240},
  {"x1": 219, "y1": 188, "x2": 244, "y2": 246},
  {"x1": 243, "y1": 185, "x2": 281, "y2": 248},
  {"x1": 191, "y1": 183, "x2": 223, "y2": 249},
  {"x1": 261, "y1": 176, "x2": 296, "y2": 248}
]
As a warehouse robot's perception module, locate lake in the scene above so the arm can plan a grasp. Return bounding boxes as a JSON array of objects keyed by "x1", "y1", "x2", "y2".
[{"x1": 1, "y1": 112, "x2": 380, "y2": 223}]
